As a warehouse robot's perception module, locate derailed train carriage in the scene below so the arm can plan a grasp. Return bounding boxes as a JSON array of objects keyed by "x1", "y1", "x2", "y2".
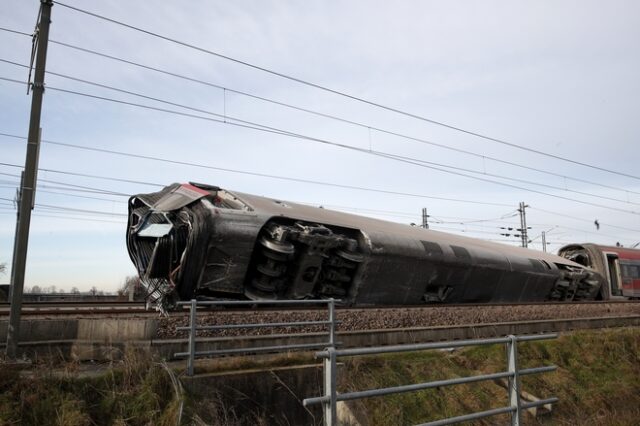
[
  {"x1": 558, "y1": 243, "x2": 640, "y2": 300},
  {"x1": 126, "y1": 183, "x2": 604, "y2": 309}
]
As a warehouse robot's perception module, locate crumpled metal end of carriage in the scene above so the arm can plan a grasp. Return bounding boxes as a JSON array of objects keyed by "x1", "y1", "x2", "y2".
[{"x1": 126, "y1": 182, "x2": 605, "y2": 311}]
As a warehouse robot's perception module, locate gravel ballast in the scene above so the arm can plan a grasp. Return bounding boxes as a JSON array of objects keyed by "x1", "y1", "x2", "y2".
[{"x1": 156, "y1": 302, "x2": 640, "y2": 339}]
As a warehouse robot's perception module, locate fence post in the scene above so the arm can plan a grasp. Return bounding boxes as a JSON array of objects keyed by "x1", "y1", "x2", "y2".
[
  {"x1": 328, "y1": 298, "x2": 336, "y2": 348},
  {"x1": 187, "y1": 299, "x2": 197, "y2": 376},
  {"x1": 323, "y1": 347, "x2": 337, "y2": 426},
  {"x1": 507, "y1": 335, "x2": 521, "y2": 426}
]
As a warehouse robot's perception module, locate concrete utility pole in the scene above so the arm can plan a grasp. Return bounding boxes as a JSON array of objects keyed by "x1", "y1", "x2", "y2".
[
  {"x1": 421, "y1": 207, "x2": 429, "y2": 229},
  {"x1": 517, "y1": 202, "x2": 529, "y2": 249},
  {"x1": 9, "y1": 173, "x2": 24, "y2": 293},
  {"x1": 541, "y1": 231, "x2": 547, "y2": 253},
  {"x1": 6, "y1": 0, "x2": 53, "y2": 360}
]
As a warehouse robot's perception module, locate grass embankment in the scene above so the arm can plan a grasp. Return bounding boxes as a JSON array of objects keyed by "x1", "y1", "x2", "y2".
[
  {"x1": 341, "y1": 327, "x2": 640, "y2": 425},
  {"x1": 0, "y1": 328, "x2": 638, "y2": 425},
  {"x1": 0, "y1": 349, "x2": 182, "y2": 426}
]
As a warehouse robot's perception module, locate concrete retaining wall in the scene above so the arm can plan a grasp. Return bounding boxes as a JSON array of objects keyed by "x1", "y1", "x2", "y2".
[
  {"x1": 153, "y1": 315, "x2": 640, "y2": 361},
  {"x1": 0, "y1": 317, "x2": 157, "y2": 360},
  {"x1": 1, "y1": 315, "x2": 639, "y2": 362},
  {"x1": 181, "y1": 364, "x2": 325, "y2": 425}
]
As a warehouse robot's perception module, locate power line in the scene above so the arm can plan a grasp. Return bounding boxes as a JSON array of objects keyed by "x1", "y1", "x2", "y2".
[
  {"x1": 16, "y1": 59, "x2": 636, "y2": 205},
  {"x1": 552, "y1": 224, "x2": 635, "y2": 242},
  {"x1": 0, "y1": 159, "x2": 161, "y2": 188},
  {"x1": 0, "y1": 27, "x2": 32, "y2": 37},
  {"x1": 0, "y1": 210, "x2": 125, "y2": 224},
  {"x1": 530, "y1": 206, "x2": 640, "y2": 233},
  {"x1": 3, "y1": 77, "x2": 638, "y2": 216},
  {"x1": 0, "y1": 176, "x2": 126, "y2": 203},
  {"x1": 0, "y1": 136, "x2": 513, "y2": 208},
  {"x1": 4, "y1": 178, "x2": 635, "y2": 245},
  {"x1": 36, "y1": 203, "x2": 126, "y2": 217},
  {"x1": 431, "y1": 212, "x2": 519, "y2": 224},
  {"x1": 318, "y1": 203, "x2": 519, "y2": 224},
  {"x1": 0, "y1": 169, "x2": 130, "y2": 196},
  {"x1": 47, "y1": 4, "x2": 640, "y2": 182},
  {"x1": 2, "y1": 48, "x2": 636, "y2": 199},
  {"x1": 30, "y1": 212, "x2": 125, "y2": 224},
  {"x1": 40, "y1": 189, "x2": 127, "y2": 203},
  {"x1": 1, "y1": 177, "x2": 636, "y2": 243},
  {"x1": 429, "y1": 225, "x2": 515, "y2": 237},
  {"x1": 377, "y1": 150, "x2": 640, "y2": 207},
  {"x1": 0, "y1": 195, "x2": 125, "y2": 217},
  {"x1": 34, "y1": 78, "x2": 639, "y2": 210},
  {"x1": 371, "y1": 150, "x2": 640, "y2": 216}
]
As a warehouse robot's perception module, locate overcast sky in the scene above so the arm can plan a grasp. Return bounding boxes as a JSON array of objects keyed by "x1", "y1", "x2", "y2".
[{"x1": 1, "y1": 0, "x2": 639, "y2": 292}]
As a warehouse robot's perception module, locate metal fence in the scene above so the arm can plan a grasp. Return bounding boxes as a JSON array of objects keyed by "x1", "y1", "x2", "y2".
[
  {"x1": 174, "y1": 298, "x2": 339, "y2": 376},
  {"x1": 303, "y1": 334, "x2": 558, "y2": 426}
]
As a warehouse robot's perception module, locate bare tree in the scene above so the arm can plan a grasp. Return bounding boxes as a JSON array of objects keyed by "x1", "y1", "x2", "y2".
[
  {"x1": 118, "y1": 275, "x2": 146, "y2": 301},
  {"x1": 0, "y1": 262, "x2": 6, "y2": 275}
]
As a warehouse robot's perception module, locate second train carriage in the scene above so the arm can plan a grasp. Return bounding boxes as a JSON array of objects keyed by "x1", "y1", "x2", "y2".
[
  {"x1": 558, "y1": 243, "x2": 640, "y2": 300},
  {"x1": 126, "y1": 183, "x2": 604, "y2": 308}
]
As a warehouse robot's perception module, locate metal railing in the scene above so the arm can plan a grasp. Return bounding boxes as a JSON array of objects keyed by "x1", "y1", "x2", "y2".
[
  {"x1": 303, "y1": 334, "x2": 558, "y2": 426},
  {"x1": 174, "y1": 298, "x2": 339, "y2": 376}
]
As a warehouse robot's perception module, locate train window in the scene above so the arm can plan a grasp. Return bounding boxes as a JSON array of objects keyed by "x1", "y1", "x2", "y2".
[
  {"x1": 528, "y1": 258, "x2": 545, "y2": 271},
  {"x1": 451, "y1": 245, "x2": 471, "y2": 260},
  {"x1": 421, "y1": 241, "x2": 443, "y2": 256},
  {"x1": 621, "y1": 264, "x2": 629, "y2": 278},
  {"x1": 620, "y1": 263, "x2": 640, "y2": 279}
]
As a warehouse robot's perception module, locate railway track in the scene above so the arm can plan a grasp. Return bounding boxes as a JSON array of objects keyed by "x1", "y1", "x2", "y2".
[
  {"x1": 0, "y1": 301, "x2": 150, "y2": 315},
  {"x1": 1, "y1": 299, "x2": 639, "y2": 317},
  {"x1": 1, "y1": 300, "x2": 638, "y2": 362},
  {"x1": 153, "y1": 301, "x2": 640, "y2": 339}
]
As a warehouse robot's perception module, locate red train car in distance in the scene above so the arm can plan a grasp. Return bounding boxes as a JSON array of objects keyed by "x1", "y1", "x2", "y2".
[{"x1": 558, "y1": 244, "x2": 640, "y2": 299}]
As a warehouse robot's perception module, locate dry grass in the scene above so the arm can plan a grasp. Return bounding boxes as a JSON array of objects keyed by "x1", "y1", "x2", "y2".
[
  {"x1": 340, "y1": 327, "x2": 640, "y2": 425},
  {"x1": 1, "y1": 328, "x2": 638, "y2": 425},
  {"x1": 193, "y1": 351, "x2": 317, "y2": 375},
  {"x1": 0, "y1": 348, "x2": 184, "y2": 426}
]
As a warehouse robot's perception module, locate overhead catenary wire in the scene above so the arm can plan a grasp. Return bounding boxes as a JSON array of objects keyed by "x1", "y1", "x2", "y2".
[
  {"x1": 10, "y1": 63, "x2": 634, "y2": 206},
  {"x1": 44, "y1": 5, "x2": 640, "y2": 182},
  {"x1": 0, "y1": 195, "x2": 124, "y2": 217},
  {"x1": 0, "y1": 49, "x2": 636, "y2": 198},
  {"x1": 0, "y1": 209, "x2": 126, "y2": 224},
  {"x1": 27, "y1": 212, "x2": 125, "y2": 224},
  {"x1": 5, "y1": 171, "x2": 632, "y2": 242},
  {"x1": 1, "y1": 190, "x2": 634, "y2": 245},
  {"x1": 0, "y1": 159, "x2": 162, "y2": 188},
  {"x1": 0, "y1": 137, "x2": 514, "y2": 208},
  {"x1": 530, "y1": 206, "x2": 640, "y2": 233},
  {"x1": 35, "y1": 203, "x2": 126, "y2": 217},
  {"x1": 0, "y1": 169, "x2": 131, "y2": 197},
  {"x1": 2, "y1": 76, "x2": 638, "y2": 217},
  {"x1": 2, "y1": 37, "x2": 636, "y2": 236},
  {"x1": 0, "y1": 177, "x2": 126, "y2": 203}
]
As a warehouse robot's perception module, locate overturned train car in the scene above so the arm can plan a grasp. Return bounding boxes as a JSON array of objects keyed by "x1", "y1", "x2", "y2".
[{"x1": 126, "y1": 183, "x2": 604, "y2": 308}]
